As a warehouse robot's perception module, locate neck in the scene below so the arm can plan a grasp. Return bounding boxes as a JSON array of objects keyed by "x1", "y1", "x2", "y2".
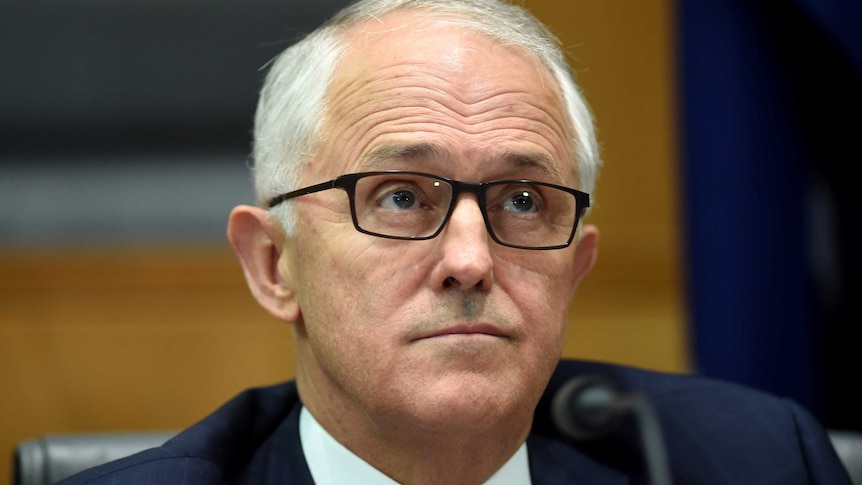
[{"x1": 360, "y1": 415, "x2": 531, "y2": 485}]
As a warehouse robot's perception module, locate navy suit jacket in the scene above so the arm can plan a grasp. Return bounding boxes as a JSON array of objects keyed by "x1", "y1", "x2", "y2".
[{"x1": 60, "y1": 360, "x2": 851, "y2": 484}]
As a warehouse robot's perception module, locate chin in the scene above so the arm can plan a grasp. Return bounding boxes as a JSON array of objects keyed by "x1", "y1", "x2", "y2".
[{"x1": 397, "y1": 375, "x2": 534, "y2": 432}]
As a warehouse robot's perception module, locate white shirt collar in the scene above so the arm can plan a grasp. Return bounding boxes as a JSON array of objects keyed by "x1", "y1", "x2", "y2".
[{"x1": 299, "y1": 406, "x2": 532, "y2": 484}]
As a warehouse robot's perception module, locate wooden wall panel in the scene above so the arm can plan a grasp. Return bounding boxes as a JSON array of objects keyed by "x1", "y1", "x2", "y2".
[
  {"x1": 0, "y1": 247, "x2": 296, "y2": 481},
  {"x1": 527, "y1": 0, "x2": 688, "y2": 369}
]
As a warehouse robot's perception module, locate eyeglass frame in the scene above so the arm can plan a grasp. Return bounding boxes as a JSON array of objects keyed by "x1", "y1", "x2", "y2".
[{"x1": 267, "y1": 170, "x2": 591, "y2": 250}]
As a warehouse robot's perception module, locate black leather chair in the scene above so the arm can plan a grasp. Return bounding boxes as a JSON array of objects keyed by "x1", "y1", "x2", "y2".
[
  {"x1": 831, "y1": 430, "x2": 862, "y2": 485},
  {"x1": 12, "y1": 429, "x2": 862, "y2": 484},
  {"x1": 13, "y1": 431, "x2": 175, "y2": 485}
]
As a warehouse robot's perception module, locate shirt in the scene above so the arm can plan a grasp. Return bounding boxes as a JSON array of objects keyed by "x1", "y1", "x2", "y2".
[{"x1": 300, "y1": 407, "x2": 532, "y2": 484}]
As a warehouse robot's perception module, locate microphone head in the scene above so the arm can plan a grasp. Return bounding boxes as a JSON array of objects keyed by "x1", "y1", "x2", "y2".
[{"x1": 551, "y1": 374, "x2": 625, "y2": 440}]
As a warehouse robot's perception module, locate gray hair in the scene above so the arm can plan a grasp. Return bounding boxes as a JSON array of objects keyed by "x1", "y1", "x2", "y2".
[{"x1": 253, "y1": 0, "x2": 600, "y2": 234}]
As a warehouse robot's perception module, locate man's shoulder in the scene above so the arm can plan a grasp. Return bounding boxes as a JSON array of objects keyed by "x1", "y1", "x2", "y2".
[
  {"x1": 539, "y1": 358, "x2": 806, "y2": 444},
  {"x1": 58, "y1": 381, "x2": 303, "y2": 485},
  {"x1": 549, "y1": 358, "x2": 769, "y2": 397},
  {"x1": 534, "y1": 359, "x2": 850, "y2": 484},
  {"x1": 54, "y1": 447, "x2": 226, "y2": 485}
]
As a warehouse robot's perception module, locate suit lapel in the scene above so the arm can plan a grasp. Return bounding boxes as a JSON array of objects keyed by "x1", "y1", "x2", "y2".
[
  {"x1": 238, "y1": 401, "x2": 315, "y2": 485},
  {"x1": 528, "y1": 433, "x2": 630, "y2": 485}
]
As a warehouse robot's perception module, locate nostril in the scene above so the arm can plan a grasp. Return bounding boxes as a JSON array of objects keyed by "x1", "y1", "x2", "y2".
[{"x1": 444, "y1": 276, "x2": 461, "y2": 288}]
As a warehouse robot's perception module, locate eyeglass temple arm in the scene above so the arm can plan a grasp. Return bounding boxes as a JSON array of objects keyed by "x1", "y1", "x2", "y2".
[{"x1": 268, "y1": 180, "x2": 340, "y2": 208}]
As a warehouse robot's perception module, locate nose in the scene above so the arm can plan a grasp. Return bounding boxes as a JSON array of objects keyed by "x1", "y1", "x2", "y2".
[{"x1": 429, "y1": 194, "x2": 494, "y2": 292}]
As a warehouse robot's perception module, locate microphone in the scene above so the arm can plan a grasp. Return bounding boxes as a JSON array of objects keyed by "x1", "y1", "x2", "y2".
[{"x1": 551, "y1": 375, "x2": 673, "y2": 485}]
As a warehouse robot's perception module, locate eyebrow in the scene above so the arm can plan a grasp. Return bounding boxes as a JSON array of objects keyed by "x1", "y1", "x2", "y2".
[
  {"x1": 359, "y1": 142, "x2": 451, "y2": 169},
  {"x1": 358, "y1": 142, "x2": 564, "y2": 181},
  {"x1": 498, "y1": 150, "x2": 562, "y2": 180}
]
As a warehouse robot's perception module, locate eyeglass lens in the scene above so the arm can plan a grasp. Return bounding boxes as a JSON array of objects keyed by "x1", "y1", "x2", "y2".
[{"x1": 350, "y1": 173, "x2": 579, "y2": 248}]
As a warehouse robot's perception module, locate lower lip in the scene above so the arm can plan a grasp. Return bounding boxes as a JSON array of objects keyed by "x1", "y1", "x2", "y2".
[{"x1": 422, "y1": 332, "x2": 505, "y2": 341}]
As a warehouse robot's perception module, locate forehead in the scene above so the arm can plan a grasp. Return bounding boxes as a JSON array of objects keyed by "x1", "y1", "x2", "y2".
[
  {"x1": 317, "y1": 10, "x2": 574, "y2": 180},
  {"x1": 341, "y1": 10, "x2": 543, "y2": 70},
  {"x1": 335, "y1": 11, "x2": 564, "y2": 110}
]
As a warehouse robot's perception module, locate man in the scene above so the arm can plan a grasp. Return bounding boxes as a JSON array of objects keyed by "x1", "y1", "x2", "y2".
[{"x1": 62, "y1": 0, "x2": 850, "y2": 483}]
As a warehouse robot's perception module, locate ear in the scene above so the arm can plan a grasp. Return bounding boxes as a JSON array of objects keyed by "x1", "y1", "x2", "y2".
[
  {"x1": 227, "y1": 205, "x2": 301, "y2": 323},
  {"x1": 571, "y1": 224, "x2": 599, "y2": 289}
]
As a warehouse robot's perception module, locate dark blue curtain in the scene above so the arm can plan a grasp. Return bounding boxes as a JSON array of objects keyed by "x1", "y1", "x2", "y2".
[{"x1": 680, "y1": 0, "x2": 862, "y2": 430}]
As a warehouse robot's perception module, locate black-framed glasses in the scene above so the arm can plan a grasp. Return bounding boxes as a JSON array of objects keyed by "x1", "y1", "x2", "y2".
[{"x1": 268, "y1": 171, "x2": 590, "y2": 250}]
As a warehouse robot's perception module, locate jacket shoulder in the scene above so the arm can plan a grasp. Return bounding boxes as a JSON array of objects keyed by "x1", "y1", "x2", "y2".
[
  {"x1": 57, "y1": 382, "x2": 301, "y2": 485},
  {"x1": 56, "y1": 448, "x2": 225, "y2": 485},
  {"x1": 535, "y1": 360, "x2": 851, "y2": 484}
]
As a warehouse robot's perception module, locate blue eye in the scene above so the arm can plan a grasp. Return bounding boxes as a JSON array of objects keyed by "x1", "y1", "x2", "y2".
[
  {"x1": 380, "y1": 189, "x2": 419, "y2": 210},
  {"x1": 502, "y1": 191, "x2": 537, "y2": 213}
]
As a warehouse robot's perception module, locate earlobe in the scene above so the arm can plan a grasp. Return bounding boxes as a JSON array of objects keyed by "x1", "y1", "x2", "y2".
[
  {"x1": 227, "y1": 205, "x2": 302, "y2": 323},
  {"x1": 572, "y1": 224, "x2": 599, "y2": 287}
]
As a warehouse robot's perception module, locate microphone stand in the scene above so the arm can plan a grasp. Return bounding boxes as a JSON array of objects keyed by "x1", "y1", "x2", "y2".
[{"x1": 552, "y1": 376, "x2": 673, "y2": 485}]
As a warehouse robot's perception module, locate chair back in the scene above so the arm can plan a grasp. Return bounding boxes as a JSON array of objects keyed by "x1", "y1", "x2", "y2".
[
  {"x1": 14, "y1": 431, "x2": 175, "y2": 485},
  {"x1": 831, "y1": 430, "x2": 862, "y2": 485}
]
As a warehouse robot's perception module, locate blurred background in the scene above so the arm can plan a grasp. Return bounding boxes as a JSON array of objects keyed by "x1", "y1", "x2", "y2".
[{"x1": 1, "y1": 0, "x2": 859, "y2": 481}]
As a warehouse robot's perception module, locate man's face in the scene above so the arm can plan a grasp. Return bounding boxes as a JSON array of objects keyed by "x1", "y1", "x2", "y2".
[{"x1": 280, "y1": 13, "x2": 596, "y2": 435}]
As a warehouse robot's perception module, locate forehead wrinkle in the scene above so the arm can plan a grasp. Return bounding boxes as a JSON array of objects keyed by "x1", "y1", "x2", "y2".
[
  {"x1": 328, "y1": 58, "x2": 568, "y2": 130},
  {"x1": 374, "y1": 87, "x2": 570, "y2": 151},
  {"x1": 332, "y1": 54, "x2": 555, "y2": 106},
  {"x1": 335, "y1": 87, "x2": 570, "y2": 143},
  {"x1": 372, "y1": 62, "x2": 553, "y2": 112}
]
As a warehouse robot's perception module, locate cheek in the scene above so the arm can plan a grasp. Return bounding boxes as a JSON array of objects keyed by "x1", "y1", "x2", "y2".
[
  {"x1": 294, "y1": 232, "x2": 429, "y2": 332},
  {"x1": 498, "y1": 253, "x2": 577, "y2": 317},
  {"x1": 293, "y1": 238, "x2": 434, "y2": 393}
]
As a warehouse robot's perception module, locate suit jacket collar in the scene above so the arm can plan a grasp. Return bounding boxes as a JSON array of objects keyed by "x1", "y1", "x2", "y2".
[
  {"x1": 227, "y1": 383, "x2": 629, "y2": 484},
  {"x1": 235, "y1": 401, "x2": 314, "y2": 484},
  {"x1": 528, "y1": 433, "x2": 629, "y2": 485}
]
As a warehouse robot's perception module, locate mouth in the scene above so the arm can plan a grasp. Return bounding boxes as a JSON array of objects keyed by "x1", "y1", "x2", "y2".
[{"x1": 412, "y1": 323, "x2": 509, "y2": 342}]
